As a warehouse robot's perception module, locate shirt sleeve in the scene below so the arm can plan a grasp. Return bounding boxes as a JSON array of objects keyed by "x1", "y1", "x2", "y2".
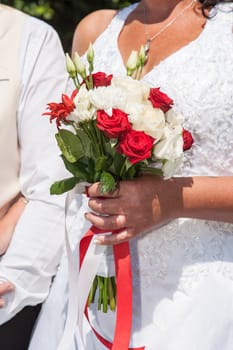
[{"x1": 0, "y1": 16, "x2": 70, "y2": 324}]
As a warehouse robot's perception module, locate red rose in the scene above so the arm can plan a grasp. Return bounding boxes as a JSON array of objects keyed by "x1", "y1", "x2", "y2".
[
  {"x1": 183, "y1": 128, "x2": 194, "y2": 151},
  {"x1": 92, "y1": 72, "x2": 113, "y2": 87},
  {"x1": 149, "y1": 88, "x2": 173, "y2": 113},
  {"x1": 96, "y1": 109, "x2": 131, "y2": 138},
  {"x1": 43, "y1": 89, "x2": 78, "y2": 127},
  {"x1": 117, "y1": 129, "x2": 154, "y2": 164}
]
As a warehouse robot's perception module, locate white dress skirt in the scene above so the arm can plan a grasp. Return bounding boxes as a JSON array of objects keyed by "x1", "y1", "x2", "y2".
[{"x1": 29, "y1": 3, "x2": 233, "y2": 350}]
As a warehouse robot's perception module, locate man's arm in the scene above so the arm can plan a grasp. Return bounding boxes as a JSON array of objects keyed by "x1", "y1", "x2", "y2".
[
  {"x1": 0, "y1": 16, "x2": 69, "y2": 324},
  {"x1": 0, "y1": 196, "x2": 27, "y2": 256}
]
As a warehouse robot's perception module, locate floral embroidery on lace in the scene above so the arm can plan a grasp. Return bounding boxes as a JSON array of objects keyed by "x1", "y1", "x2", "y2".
[{"x1": 89, "y1": 3, "x2": 233, "y2": 296}]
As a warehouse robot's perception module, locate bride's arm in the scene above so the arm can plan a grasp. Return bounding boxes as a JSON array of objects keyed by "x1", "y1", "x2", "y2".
[
  {"x1": 71, "y1": 9, "x2": 117, "y2": 56},
  {"x1": 85, "y1": 175, "x2": 233, "y2": 245}
]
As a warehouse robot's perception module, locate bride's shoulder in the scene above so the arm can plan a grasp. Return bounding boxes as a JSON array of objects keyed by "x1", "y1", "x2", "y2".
[{"x1": 72, "y1": 9, "x2": 117, "y2": 56}]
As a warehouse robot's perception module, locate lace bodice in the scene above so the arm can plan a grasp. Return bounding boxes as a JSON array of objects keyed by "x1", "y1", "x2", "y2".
[
  {"x1": 92, "y1": 2, "x2": 233, "y2": 176},
  {"x1": 87, "y1": 6, "x2": 233, "y2": 347}
]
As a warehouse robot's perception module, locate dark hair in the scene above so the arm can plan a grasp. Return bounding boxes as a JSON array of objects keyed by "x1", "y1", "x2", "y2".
[{"x1": 199, "y1": 0, "x2": 232, "y2": 15}]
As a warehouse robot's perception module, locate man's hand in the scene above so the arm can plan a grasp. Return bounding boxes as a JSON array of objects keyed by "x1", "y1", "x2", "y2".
[{"x1": 0, "y1": 282, "x2": 14, "y2": 308}]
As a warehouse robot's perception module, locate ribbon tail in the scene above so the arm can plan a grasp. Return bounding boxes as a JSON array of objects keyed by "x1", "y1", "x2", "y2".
[
  {"x1": 112, "y1": 242, "x2": 132, "y2": 349},
  {"x1": 78, "y1": 233, "x2": 106, "y2": 344},
  {"x1": 57, "y1": 192, "x2": 79, "y2": 350},
  {"x1": 73, "y1": 223, "x2": 145, "y2": 350}
]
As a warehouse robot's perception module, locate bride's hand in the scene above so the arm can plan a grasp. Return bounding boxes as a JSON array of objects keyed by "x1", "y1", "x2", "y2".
[{"x1": 85, "y1": 175, "x2": 183, "y2": 245}]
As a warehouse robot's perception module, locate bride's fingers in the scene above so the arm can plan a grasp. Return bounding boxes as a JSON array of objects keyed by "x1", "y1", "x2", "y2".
[
  {"x1": 87, "y1": 182, "x2": 120, "y2": 198},
  {"x1": 88, "y1": 197, "x2": 125, "y2": 215},
  {"x1": 94, "y1": 228, "x2": 135, "y2": 245},
  {"x1": 85, "y1": 212, "x2": 127, "y2": 231}
]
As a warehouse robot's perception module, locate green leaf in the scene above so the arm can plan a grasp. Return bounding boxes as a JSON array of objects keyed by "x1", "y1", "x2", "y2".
[
  {"x1": 100, "y1": 171, "x2": 117, "y2": 194},
  {"x1": 55, "y1": 129, "x2": 84, "y2": 163},
  {"x1": 141, "y1": 167, "x2": 163, "y2": 176},
  {"x1": 125, "y1": 158, "x2": 134, "y2": 171},
  {"x1": 125, "y1": 165, "x2": 137, "y2": 179},
  {"x1": 76, "y1": 129, "x2": 92, "y2": 158},
  {"x1": 95, "y1": 155, "x2": 113, "y2": 172},
  {"x1": 61, "y1": 156, "x2": 90, "y2": 181},
  {"x1": 50, "y1": 177, "x2": 79, "y2": 195},
  {"x1": 93, "y1": 171, "x2": 102, "y2": 183},
  {"x1": 112, "y1": 150, "x2": 125, "y2": 174}
]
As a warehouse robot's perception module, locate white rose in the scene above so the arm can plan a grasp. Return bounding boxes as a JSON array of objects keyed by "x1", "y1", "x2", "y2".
[
  {"x1": 165, "y1": 108, "x2": 184, "y2": 127},
  {"x1": 130, "y1": 104, "x2": 165, "y2": 140},
  {"x1": 153, "y1": 125, "x2": 183, "y2": 160},
  {"x1": 112, "y1": 76, "x2": 150, "y2": 105}
]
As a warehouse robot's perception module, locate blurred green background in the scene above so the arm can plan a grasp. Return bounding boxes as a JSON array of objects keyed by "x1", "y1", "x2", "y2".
[{"x1": 1, "y1": 0, "x2": 137, "y2": 52}]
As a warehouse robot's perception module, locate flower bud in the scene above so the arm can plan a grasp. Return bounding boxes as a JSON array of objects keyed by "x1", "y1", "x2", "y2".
[
  {"x1": 139, "y1": 45, "x2": 147, "y2": 66},
  {"x1": 87, "y1": 43, "x2": 94, "y2": 64},
  {"x1": 65, "y1": 53, "x2": 77, "y2": 79},
  {"x1": 126, "y1": 50, "x2": 138, "y2": 76},
  {"x1": 73, "y1": 51, "x2": 87, "y2": 78}
]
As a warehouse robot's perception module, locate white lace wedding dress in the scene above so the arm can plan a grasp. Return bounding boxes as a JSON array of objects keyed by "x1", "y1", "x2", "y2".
[{"x1": 29, "y1": 3, "x2": 233, "y2": 350}]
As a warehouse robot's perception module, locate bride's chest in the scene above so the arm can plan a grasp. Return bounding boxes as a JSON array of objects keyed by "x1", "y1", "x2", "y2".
[{"x1": 91, "y1": 30, "x2": 233, "y2": 173}]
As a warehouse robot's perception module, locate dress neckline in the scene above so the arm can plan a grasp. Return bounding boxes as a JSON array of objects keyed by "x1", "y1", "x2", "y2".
[{"x1": 114, "y1": 2, "x2": 214, "y2": 81}]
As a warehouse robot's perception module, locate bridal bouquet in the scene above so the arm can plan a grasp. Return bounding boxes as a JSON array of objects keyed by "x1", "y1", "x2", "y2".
[{"x1": 44, "y1": 44, "x2": 193, "y2": 313}]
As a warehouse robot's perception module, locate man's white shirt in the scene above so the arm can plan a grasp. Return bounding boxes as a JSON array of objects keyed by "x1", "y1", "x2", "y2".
[{"x1": 0, "y1": 14, "x2": 69, "y2": 324}]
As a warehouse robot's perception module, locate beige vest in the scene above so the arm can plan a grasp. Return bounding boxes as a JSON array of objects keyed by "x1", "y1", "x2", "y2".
[{"x1": 0, "y1": 5, "x2": 26, "y2": 216}]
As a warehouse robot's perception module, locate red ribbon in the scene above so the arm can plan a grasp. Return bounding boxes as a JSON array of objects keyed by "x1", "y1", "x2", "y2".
[{"x1": 79, "y1": 225, "x2": 145, "y2": 350}]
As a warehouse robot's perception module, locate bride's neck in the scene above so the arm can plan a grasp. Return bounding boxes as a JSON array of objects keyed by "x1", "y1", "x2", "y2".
[{"x1": 140, "y1": 0, "x2": 195, "y2": 21}]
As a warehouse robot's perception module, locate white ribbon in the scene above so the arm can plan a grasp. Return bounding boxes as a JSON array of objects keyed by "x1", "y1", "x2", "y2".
[
  {"x1": 57, "y1": 190, "x2": 106, "y2": 350},
  {"x1": 77, "y1": 237, "x2": 106, "y2": 344}
]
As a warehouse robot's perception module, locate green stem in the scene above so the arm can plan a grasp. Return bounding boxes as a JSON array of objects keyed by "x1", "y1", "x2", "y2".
[
  {"x1": 103, "y1": 277, "x2": 108, "y2": 313},
  {"x1": 89, "y1": 120, "x2": 104, "y2": 157},
  {"x1": 80, "y1": 121, "x2": 92, "y2": 140},
  {"x1": 72, "y1": 76, "x2": 80, "y2": 90},
  {"x1": 94, "y1": 123, "x2": 106, "y2": 155},
  {"x1": 108, "y1": 277, "x2": 116, "y2": 311},
  {"x1": 97, "y1": 276, "x2": 104, "y2": 311},
  {"x1": 87, "y1": 276, "x2": 98, "y2": 306},
  {"x1": 80, "y1": 121, "x2": 102, "y2": 158},
  {"x1": 136, "y1": 65, "x2": 143, "y2": 80},
  {"x1": 120, "y1": 160, "x2": 127, "y2": 178},
  {"x1": 88, "y1": 63, "x2": 94, "y2": 89},
  {"x1": 84, "y1": 74, "x2": 92, "y2": 90}
]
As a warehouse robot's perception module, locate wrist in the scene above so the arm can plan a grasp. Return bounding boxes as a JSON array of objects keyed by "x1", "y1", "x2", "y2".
[{"x1": 162, "y1": 177, "x2": 195, "y2": 220}]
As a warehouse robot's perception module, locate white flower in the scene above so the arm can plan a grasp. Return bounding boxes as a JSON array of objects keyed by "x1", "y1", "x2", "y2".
[
  {"x1": 165, "y1": 108, "x2": 184, "y2": 127},
  {"x1": 73, "y1": 52, "x2": 86, "y2": 78},
  {"x1": 65, "y1": 53, "x2": 76, "y2": 78},
  {"x1": 129, "y1": 104, "x2": 165, "y2": 140},
  {"x1": 162, "y1": 156, "x2": 183, "y2": 179},
  {"x1": 112, "y1": 76, "x2": 150, "y2": 105},
  {"x1": 67, "y1": 85, "x2": 95, "y2": 123},
  {"x1": 126, "y1": 50, "x2": 138, "y2": 74},
  {"x1": 138, "y1": 45, "x2": 147, "y2": 66},
  {"x1": 89, "y1": 86, "x2": 123, "y2": 112},
  {"x1": 153, "y1": 125, "x2": 183, "y2": 160},
  {"x1": 87, "y1": 43, "x2": 94, "y2": 64}
]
